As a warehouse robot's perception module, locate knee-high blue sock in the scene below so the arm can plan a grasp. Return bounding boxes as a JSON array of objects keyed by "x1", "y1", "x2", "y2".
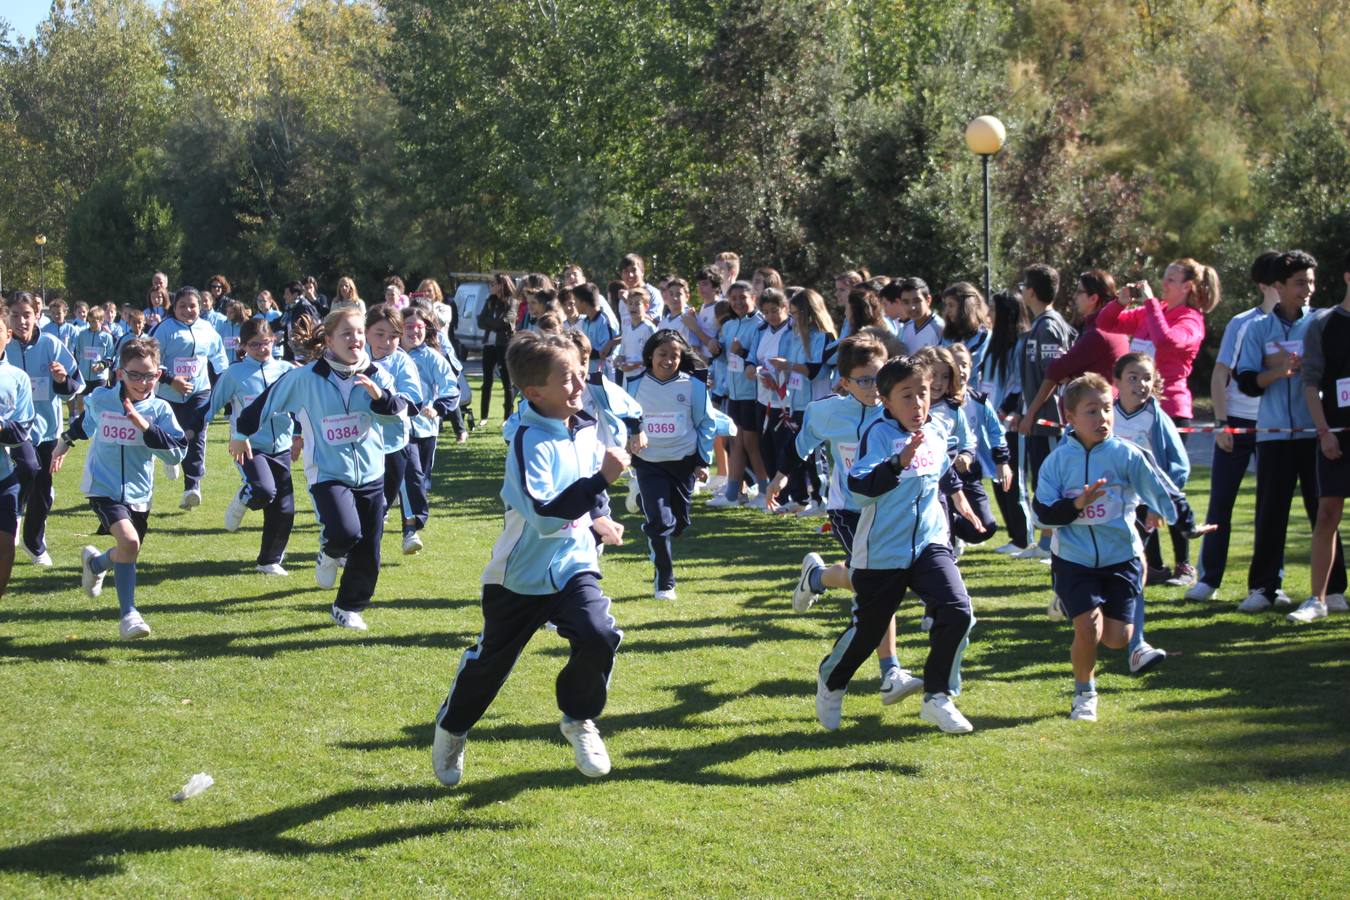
[
  {"x1": 114, "y1": 562, "x2": 137, "y2": 616},
  {"x1": 90, "y1": 549, "x2": 113, "y2": 575},
  {"x1": 1129, "y1": 593, "x2": 1146, "y2": 652},
  {"x1": 878, "y1": 654, "x2": 899, "y2": 676}
]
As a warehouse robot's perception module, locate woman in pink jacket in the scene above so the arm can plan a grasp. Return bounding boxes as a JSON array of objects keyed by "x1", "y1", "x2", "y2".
[{"x1": 1098, "y1": 257, "x2": 1221, "y2": 587}]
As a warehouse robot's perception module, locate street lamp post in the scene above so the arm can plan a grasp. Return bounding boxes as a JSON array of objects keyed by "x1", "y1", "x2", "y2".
[
  {"x1": 34, "y1": 234, "x2": 47, "y2": 304},
  {"x1": 964, "y1": 116, "x2": 1006, "y2": 302}
]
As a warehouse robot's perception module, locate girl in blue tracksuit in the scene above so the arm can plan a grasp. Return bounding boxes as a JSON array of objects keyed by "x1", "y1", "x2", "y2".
[
  {"x1": 72, "y1": 304, "x2": 116, "y2": 416},
  {"x1": 1032, "y1": 373, "x2": 1178, "y2": 722},
  {"x1": 236, "y1": 307, "x2": 408, "y2": 631},
  {"x1": 208, "y1": 318, "x2": 297, "y2": 574},
  {"x1": 214, "y1": 299, "x2": 249, "y2": 364},
  {"x1": 0, "y1": 315, "x2": 36, "y2": 600},
  {"x1": 6, "y1": 291, "x2": 83, "y2": 566},
  {"x1": 919, "y1": 345, "x2": 997, "y2": 545},
  {"x1": 773, "y1": 289, "x2": 836, "y2": 513},
  {"x1": 713, "y1": 282, "x2": 769, "y2": 505},
  {"x1": 53, "y1": 337, "x2": 188, "y2": 640},
  {"x1": 365, "y1": 305, "x2": 425, "y2": 556},
  {"x1": 149, "y1": 287, "x2": 229, "y2": 510},
  {"x1": 625, "y1": 330, "x2": 717, "y2": 599},
  {"x1": 399, "y1": 307, "x2": 459, "y2": 553}
]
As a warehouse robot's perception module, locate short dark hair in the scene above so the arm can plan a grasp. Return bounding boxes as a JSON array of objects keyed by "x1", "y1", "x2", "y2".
[
  {"x1": 1022, "y1": 264, "x2": 1060, "y2": 305},
  {"x1": 893, "y1": 276, "x2": 930, "y2": 299},
  {"x1": 119, "y1": 336, "x2": 161, "y2": 368},
  {"x1": 835, "y1": 334, "x2": 888, "y2": 379},
  {"x1": 173, "y1": 286, "x2": 202, "y2": 306},
  {"x1": 1251, "y1": 251, "x2": 1282, "y2": 286},
  {"x1": 877, "y1": 354, "x2": 931, "y2": 398},
  {"x1": 695, "y1": 265, "x2": 722, "y2": 288},
  {"x1": 1273, "y1": 250, "x2": 1318, "y2": 282},
  {"x1": 572, "y1": 283, "x2": 599, "y2": 310}
]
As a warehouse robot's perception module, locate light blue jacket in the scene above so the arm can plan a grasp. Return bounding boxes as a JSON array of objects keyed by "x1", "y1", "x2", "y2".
[
  {"x1": 0, "y1": 359, "x2": 37, "y2": 480},
  {"x1": 64, "y1": 385, "x2": 187, "y2": 510},
  {"x1": 211, "y1": 357, "x2": 297, "y2": 454},
  {"x1": 481, "y1": 405, "x2": 611, "y2": 596},
  {"x1": 1112, "y1": 396, "x2": 1189, "y2": 488},
  {"x1": 1235, "y1": 303, "x2": 1316, "y2": 443},
  {"x1": 405, "y1": 343, "x2": 459, "y2": 439},
  {"x1": 150, "y1": 316, "x2": 229, "y2": 403},
  {"x1": 1032, "y1": 432, "x2": 1178, "y2": 569},
  {"x1": 781, "y1": 328, "x2": 832, "y2": 412},
  {"x1": 624, "y1": 369, "x2": 717, "y2": 465},
  {"x1": 718, "y1": 312, "x2": 765, "y2": 402},
  {"x1": 42, "y1": 321, "x2": 78, "y2": 355},
  {"x1": 795, "y1": 394, "x2": 885, "y2": 512},
  {"x1": 963, "y1": 389, "x2": 1010, "y2": 477},
  {"x1": 214, "y1": 318, "x2": 244, "y2": 363},
  {"x1": 74, "y1": 328, "x2": 116, "y2": 385},
  {"x1": 5, "y1": 332, "x2": 83, "y2": 443},
  {"x1": 505, "y1": 371, "x2": 644, "y2": 451},
  {"x1": 847, "y1": 412, "x2": 959, "y2": 570},
  {"x1": 944, "y1": 329, "x2": 991, "y2": 389},
  {"x1": 372, "y1": 349, "x2": 424, "y2": 453},
  {"x1": 579, "y1": 313, "x2": 618, "y2": 372},
  {"x1": 236, "y1": 357, "x2": 407, "y2": 487},
  {"x1": 929, "y1": 396, "x2": 976, "y2": 456}
]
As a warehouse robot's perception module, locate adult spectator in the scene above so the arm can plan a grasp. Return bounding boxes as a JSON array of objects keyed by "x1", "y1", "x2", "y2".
[
  {"x1": 476, "y1": 273, "x2": 518, "y2": 424},
  {"x1": 278, "y1": 281, "x2": 320, "y2": 363}
]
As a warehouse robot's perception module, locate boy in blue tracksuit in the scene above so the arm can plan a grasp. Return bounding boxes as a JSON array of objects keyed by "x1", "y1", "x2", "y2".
[
  {"x1": 73, "y1": 305, "x2": 116, "y2": 411},
  {"x1": 817, "y1": 354, "x2": 983, "y2": 735},
  {"x1": 236, "y1": 307, "x2": 408, "y2": 631},
  {"x1": 398, "y1": 309, "x2": 459, "y2": 554},
  {"x1": 767, "y1": 334, "x2": 921, "y2": 704},
  {"x1": 0, "y1": 316, "x2": 36, "y2": 600},
  {"x1": 1033, "y1": 373, "x2": 1178, "y2": 722},
  {"x1": 6, "y1": 291, "x2": 84, "y2": 566},
  {"x1": 1234, "y1": 249, "x2": 1347, "y2": 611},
  {"x1": 208, "y1": 318, "x2": 297, "y2": 574},
  {"x1": 710, "y1": 281, "x2": 769, "y2": 506},
  {"x1": 625, "y1": 330, "x2": 717, "y2": 599},
  {"x1": 54, "y1": 337, "x2": 187, "y2": 640},
  {"x1": 149, "y1": 286, "x2": 230, "y2": 510},
  {"x1": 433, "y1": 331, "x2": 630, "y2": 787}
]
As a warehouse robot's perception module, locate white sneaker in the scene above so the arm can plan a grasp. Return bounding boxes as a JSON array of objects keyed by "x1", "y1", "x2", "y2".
[
  {"x1": 745, "y1": 483, "x2": 760, "y2": 500},
  {"x1": 330, "y1": 605, "x2": 368, "y2": 631},
  {"x1": 815, "y1": 674, "x2": 845, "y2": 731},
  {"x1": 879, "y1": 667, "x2": 923, "y2": 706},
  {"x1": 119, "y1": 611, "x2": 151, "y2": 640},
  {"x1": 1046, "y1": 594, "x2": 1066, "y2": 622},
  {"x1": 994, "y1": 542, "x2": 1021, "y2": 555},
  {"x1": 919, "y1": 692, "x2": 974, "y2": 733},
  {"x1": 403, "y1": 532, "x2": 424, "y2": 555},
  {"x1": 179, "y1": 488, "x2": 202, "y2": 510},
  {"x1": 80, "y1": 545, "x2": 106, "y2": 598},
  {"x1": 1070, "y1": 691, "x2": 1098, "y2": 722},
  {"x1": 793, "y1": 552, "x2": 824, "y2": 613},
  {"x1": 705, "y1": 493, "x2": 739, "y2": 509},
  {"x1": 707, "y1": 475, "x2": 727, "y2": 494},
  {"x1": 1273, "y1": 589, "x2": 1293, "y2": 607},
  {"x1": 1326, "y1": 594, "x2": 1349, "y2": 613},
  {"x1": 162, "y1": 461, "x2": 181, "y2": 481},
  {"x1": 255, "y1": 563, "x2": 289, "y2": 576},
  {"x1": 315, "y1": 552, "x2": 340, "y2": 589},
  {"x1": 798, "y1": 501, "x2": 827, "y2": 518},
  {"x1": 559, "y1": 717, "x2": 611, "y2": 777},
  {"x1": 26, "y1": 547, "x2": 53, "y2": 566},
  {"x1": 224, "y1": 494, "x2": 248, "y2": 532},
  {"x1": 1129, "y1": 642, "x2": 1166, "y2": 674},
  {"x1": 778, "y1": 500, "x2": 802, "y2": 514},
  {"x1": 1287, "y1": 597, "x2": 1328, "y2": 624},
  {"x1": 1184, "y1": 581, "x2": 1218, "y2": 601},
  {"x1": 625, "y1": 478, "x2": 641, "y2": 515},
  {"x1": 748, "y1": 494, "x2": 769, "y2": 511},
  {"x1": 1012, "y1": 544, "x2": 1051, "y2": 560},
  {"x1": 654, "y1": 588, "x2": 677, "y2": 600},
  {"x1": 952, "y1": 537, "x2": 965, "y2": 560},
  {"x1": 431, "y1": 700, "x2": 467, "y2": 787},
  {"x1": 1237, "y1": 590, "x2": 1273, "y2": 613}
]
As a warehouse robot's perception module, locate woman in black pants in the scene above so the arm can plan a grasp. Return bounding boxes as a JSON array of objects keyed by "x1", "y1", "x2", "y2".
[{"x1": 477, "y1": 273, "x2": 518, "y2": 424}]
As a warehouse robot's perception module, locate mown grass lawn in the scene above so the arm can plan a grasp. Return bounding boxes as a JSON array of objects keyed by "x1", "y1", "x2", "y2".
[{"x1": 1, "y1": 402, "x2": 1346, "y2": 896}]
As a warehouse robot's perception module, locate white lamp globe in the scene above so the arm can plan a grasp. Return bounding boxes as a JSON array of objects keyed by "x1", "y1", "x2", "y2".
[{"x1": 964, "y1": 116, "x2": 1006, "y2": 156}]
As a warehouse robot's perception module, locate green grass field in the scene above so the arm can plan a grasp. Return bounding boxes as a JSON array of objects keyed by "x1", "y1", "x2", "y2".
[{"x1": 1, "y1": 407, "x2": 1347, "y2": 896}]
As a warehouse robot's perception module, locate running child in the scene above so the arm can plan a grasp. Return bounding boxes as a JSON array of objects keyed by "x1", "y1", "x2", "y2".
[
  {"x1": 766, "y1": 334, "x2": 920, "y2": 705},
  {"x1": 208, "y1": 319, "x2": 297, "y2": 574},
  {"x1": 215, "y1": 298, "x2": 249, "y2": 363},
  {"x1": 816, "y1": 353, "x2": 983, "y2": 734},
  {"x1": 768, "y1": 288, "x2": 836, "y2": 516},
  {"x1": 0, "y1": 315, "x2": 35, "y2": 600},
  {"x1": 7, "y1": 291, "x2": 83, "y2": 565},
  {"x1": 624, "y1": 330, "x2": 716, "y2": 599},
  {"x1": 72, "y1": 304, "x2": 115, "y2": 417},
  {"x1": 399, "y1": 306, "x2": 459, "y2": 554},
  {"x1": 366, "y1": 305, "x2": 426, "y2": 553},
  {"x1": 950, "y1": 343, "x2": 1014, "y2": 527},
  {"x1": 574, "y1": 283, "x2": 619, "y2": 377},
  {"x1": 618, "y1": 289, "x2": 656, "y2": 380},
  {"x1": 1032, "y1": 373, "x2": 1178, "y2": 721},
  {"x1": 433, "y1": 331, "x2": 629, "y2": 786},
  {"x1": 54, "y1": 337, "x2": 187, "y2": 639},
  {"x1": 920, "y1": 345, "x2": 998, "y2": 545},
  {"x1": 149, "y1": 286, "x2": 230, "y2": 510},
  {"x1": 236, "y1": 308, "x2": 409, "y2": 630},
  {"x1": 748, "y1": 288, "x2": 796, "y2": 510}
]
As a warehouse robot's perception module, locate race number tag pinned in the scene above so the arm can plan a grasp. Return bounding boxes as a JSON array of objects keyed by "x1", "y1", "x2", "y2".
[
  {"x1": 98, "y1": 412, "x2": 143, "y2": 446},
  {"x1": 839, "y1": 442, "x2": 859, "y2": 471},
  {"x1": 788, "y1": 372, "x2": 806, "y2": 393},
  {"x1": 644, "y1": 412, "x2": 685, "y2": 437},
  {"x1": 29, "y1": 376, "x2": 51, "y2": 403},
  {"x1": 1130, "y1": 338, "x2": 1156, "y2": 358},
  {"x1": 173, "y1": 357, "x2": 201, "y2": 379},
  {"x1": 728, "y1": 355, "x2": 745, "y2": 374},
  {"x1": 1337, "y1": 377, "x2": 1350, "y2": 409},
  {"x1": 320, "y1": 412, "x2": 368, "y2": 445}
]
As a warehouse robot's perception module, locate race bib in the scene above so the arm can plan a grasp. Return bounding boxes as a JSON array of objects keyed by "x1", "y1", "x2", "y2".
[
  {"x1": 728, "y1": 355, "x2": 745, "y2": 374},
  {"x1": 541, "y1": 512, "x2": 593, "y2": 540},
  {"x1": 644, "y1": 412, "x2": 686, "y2": 437},
  {"x1": 98, "y1": 412, "x2": 143, "y2": 446},
  {"x1": 29, "y1": 375, "x2": 50, "y2": 403},
  {"x1": 839, "y1": 442, "x2": 859, "y2": 471},
  {"x1": 82, "y1": 347, "x2": 101, "y2": 361},
  {"x1": 1130, "y1": 338, "x2": 1157, "y2": 358},
  {"x1": 320, "y1": 412, "x2": 368, "y2": 445},
  {"x1": 892, "y1": 436, "x2": 941, "y2": 477},
  {"x1": 1264, "y1": 340, "x2": 1304, "y2": 357},
  {"x1": 1337, "y1": 377, "x2": 1350, "y2": 409},
  {"x1": 224, "y1": 336, "x2": 240, "y2": 351},
  {"x1": 788, "y1": 372, "x2": 806, "y2": 393},
  {"x1": 1067, "y1": 487, "x2": 1124, "y2": 525},
  {"x1": 173, "y1": 357, "x2": 201, "y2": 379}
]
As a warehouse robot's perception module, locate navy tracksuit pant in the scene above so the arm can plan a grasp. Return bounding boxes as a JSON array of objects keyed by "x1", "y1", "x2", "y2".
[
  {"x1": 439, "y1": 572, "x2": 623, "y2": 734},
  {"x1": 168, "y1": 394, "x2": 211, "y2": 491},
  {"x1": 819, "y1": 544, "x2": 974, "y2": 696},
  {"x1": 1248, "y1": 438, "x2": 1345, "y2": 599},
  {"x1": 1196, "y1": 416, "x2": 1254, "y2": 589},
  {"x1": 238, "y1": 449, "x2": 295, "y2": 565},
  {"x1": 947, "y1": 462, "x2": 998, "y2": 545},
  {"x1": 634, "y1": 456, "x2": 696, "y2": 591},
  {"x1": 12, "y1": 440, "x2": 54, "y2": 556},
  {"x1": 310, "y1": 478, "x2": 386, "y2": 611}
]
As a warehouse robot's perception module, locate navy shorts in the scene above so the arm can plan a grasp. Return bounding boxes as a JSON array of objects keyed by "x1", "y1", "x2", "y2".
[
  {"x1": 828, "y1": 508, "x2": 861, "y2": 564},
  {"x1": 1051, "y1": 555, "x2": 1141, "y2": 623},
  {"x1": 1317, "y1": 444, "x2": 1350, "y2": 499},
  {"x1": 89, "y1": 497, "x2": 150, "y2": 541},
  {"x1": 0, "y1": 471, "x2": 19, "y2": 534},
  {"x1": 727, "y1": 398, "x2": 761, "y2": 434}
]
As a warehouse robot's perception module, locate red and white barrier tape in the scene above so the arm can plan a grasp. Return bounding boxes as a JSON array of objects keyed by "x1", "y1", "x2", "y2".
[{"x1": 1015, "y1": 417, "x2": 1350, "y2": 435}]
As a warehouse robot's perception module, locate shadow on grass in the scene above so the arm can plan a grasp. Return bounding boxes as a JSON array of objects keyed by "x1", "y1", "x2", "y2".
[{"x1": 0, "y1": 785, "x2": 524, "y2": 879}]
